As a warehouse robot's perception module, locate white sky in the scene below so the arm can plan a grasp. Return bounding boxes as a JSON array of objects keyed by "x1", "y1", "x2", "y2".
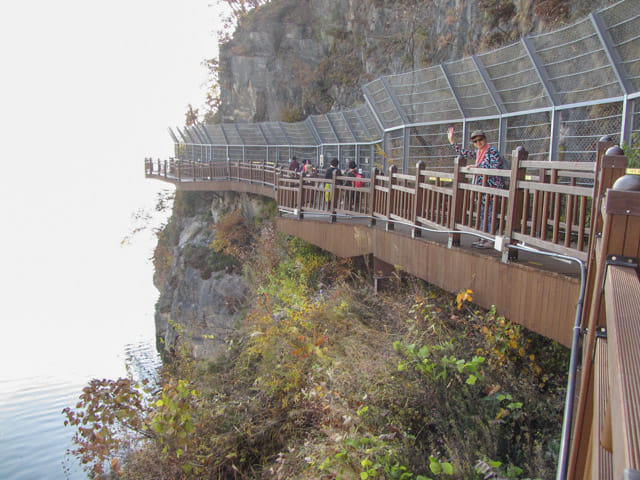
[{"x1": 0, "y1": 0, "x2": 223, "y2": 378}]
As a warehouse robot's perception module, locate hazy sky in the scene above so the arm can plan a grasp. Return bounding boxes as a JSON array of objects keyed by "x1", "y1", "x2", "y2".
[{"x1": 0, "y1": 0, "x2": 223, "y2": 379}]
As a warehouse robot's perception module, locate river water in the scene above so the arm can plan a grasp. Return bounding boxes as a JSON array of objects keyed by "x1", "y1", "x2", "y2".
[
  {"x1": 0, "y1": 217, "x2": 166, "y2": 479},
  {"x1": 0, "y1": 342, "x2": 161, "y2": 479},
  {"x1": 0, "y1": 159, "x2": 172, "y2": 478}
]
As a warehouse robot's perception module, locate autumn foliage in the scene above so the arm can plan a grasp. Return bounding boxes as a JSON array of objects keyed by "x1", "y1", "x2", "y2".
[{"x1": 64, "y1": 194, "x2": 569, "y2": 479}]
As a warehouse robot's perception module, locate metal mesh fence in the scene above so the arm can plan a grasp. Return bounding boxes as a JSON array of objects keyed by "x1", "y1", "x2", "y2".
[
  {"x1": 386, "y1": 66, "x2": 461, "y2": 124},
  {"x1": 244, "y1": 146, "x2": 268, "y2": 163},
  {"x1": 505, "y1": 112, "x2": 551, "y2": 161},
  {"x1": 408, "y1": 124, "x2": 451, "y2": 168},
  {"x1": 290, "y1": 147, "x2": 318, "y2": 165},
  {"x1": 444, "y1": 57, "x2": 499, "y2": 117},
  {"x1": 633, "y1": 98, "x2": 640, "y2": 134},
  {"x1": 531, "y1": 18, "x2": 622, "y2": 105},
  {"x1": 479, "y1": 42, "x2": 551, "y2": 113},
  {"x1": 558, "y1": 103, "x2": 623, "y2": 162},
  {"x1": 363, "y1": 79, "x2": 402, "y2": 129},
  {"x1": 385, "y1": 129, "x2": 405, "y2": 170},
  {"x1": 172, "y1": 0, "x2": 639, "y2": 173}
]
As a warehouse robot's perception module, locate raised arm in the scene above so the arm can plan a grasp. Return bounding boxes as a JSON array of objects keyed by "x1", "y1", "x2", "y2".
[{"x1": 447, "y1": 126, "x2": 474, "y2": 160}]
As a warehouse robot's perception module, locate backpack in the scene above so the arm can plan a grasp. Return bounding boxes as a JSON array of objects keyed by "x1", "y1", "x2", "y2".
[{"x1": 354, "y1": 172, "x2": 364, "y2": 188}]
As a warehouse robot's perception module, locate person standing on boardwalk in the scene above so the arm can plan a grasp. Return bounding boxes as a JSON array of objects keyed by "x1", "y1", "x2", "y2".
[
  {"x1": 288, "y1": 156, "x2": 299, "y2": 172},
  {"x1": 447, "y1": 127, "x2": 505, "y2": 248},
  {"x1": 324, "y1": 158, "x2": 342, "y2": 204},
  {"x1": 324, "y1": 158, "x2": 342, "y2": 182},
  {"x1": 345, "y1": 160, "x2": 362, "y2": 209}
]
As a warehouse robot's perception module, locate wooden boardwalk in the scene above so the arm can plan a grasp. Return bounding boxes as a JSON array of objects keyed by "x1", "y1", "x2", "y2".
[{"x1": 145, "y1": 141, "x2": 639, "y2": 479}]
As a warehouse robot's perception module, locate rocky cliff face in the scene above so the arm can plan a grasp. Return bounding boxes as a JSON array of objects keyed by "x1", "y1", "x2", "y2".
[
  {"x1": 153, "y1": 191, "x2": 275, "y2": 358},
  {"x1": 218, "y1": 0, "x2": 614, "y2": 123}
]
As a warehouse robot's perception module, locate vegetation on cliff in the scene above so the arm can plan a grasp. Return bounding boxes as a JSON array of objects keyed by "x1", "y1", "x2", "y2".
[{"x1": 65, "y1": 192, "x2": 569, "y2": 479}]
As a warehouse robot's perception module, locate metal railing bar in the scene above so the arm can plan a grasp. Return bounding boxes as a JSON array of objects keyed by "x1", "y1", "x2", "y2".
[
  {"x1": 490, "y1": 66, "x2": 537, "y2": 82},
  {"x1": 550, "y1": 66, "x2": 615, "y2": 87},
  {"x1": 531, "y1": 15, "x2": 593, "y2": 41},
  {"x1": 615, "y1": 34, "x2": 640, "y2": 48},
  {"x1": 605, "y1": 10, "x2": 640, "y2": 30},
  {"x1": 495, "y1": 79, "x2": 550, "y2": 93},
  {"x1": 535, "y1": 32, "x2": 600, "y2": 56},
  {"x1": 591, "y1": 11, "x2": 633, "y2": 96}
]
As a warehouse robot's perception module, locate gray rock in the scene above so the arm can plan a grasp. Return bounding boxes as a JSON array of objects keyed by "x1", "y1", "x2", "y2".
[{"x1": 154, "y1": 191, "x2": 274, "y2": 359}]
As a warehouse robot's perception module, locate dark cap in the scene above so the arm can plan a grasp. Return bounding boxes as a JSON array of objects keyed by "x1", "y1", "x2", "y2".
[{"x1": 470, "y1": 130, "x2": 486, "y2": 140}]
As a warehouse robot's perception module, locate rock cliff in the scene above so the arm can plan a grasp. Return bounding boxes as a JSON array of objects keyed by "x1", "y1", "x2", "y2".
[
  {"x1": 218, "y1": 0, "x2": 615, "y2": 123},
  {"x1": 153, "y1": 191, "x2": 275, "y2": 358}
]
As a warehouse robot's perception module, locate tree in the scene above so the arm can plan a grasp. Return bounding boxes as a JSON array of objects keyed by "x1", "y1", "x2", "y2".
[{"x1": 185, "y1": 103, "x2": 199, "y2": 127}]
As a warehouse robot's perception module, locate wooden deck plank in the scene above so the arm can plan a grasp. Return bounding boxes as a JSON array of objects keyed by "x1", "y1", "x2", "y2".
[
  {"x1": 593, "y1": 336, "x2": 613, "y2": 480},
  {"x1": 605, "y1": 265, "x2": 640, "y2": 478}
]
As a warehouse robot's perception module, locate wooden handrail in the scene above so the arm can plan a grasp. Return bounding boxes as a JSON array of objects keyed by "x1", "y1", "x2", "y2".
[{"x1": 143, "y1": 150, "x2": 620, "y2": 262}]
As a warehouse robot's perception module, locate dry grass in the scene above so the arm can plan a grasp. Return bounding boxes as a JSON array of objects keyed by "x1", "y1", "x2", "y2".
[{"x1": 127, "y1": 209, "x2": 569, "y2": 479}]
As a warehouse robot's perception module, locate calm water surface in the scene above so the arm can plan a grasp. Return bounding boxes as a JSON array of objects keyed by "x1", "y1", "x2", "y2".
[
  {"x1": 0, "y1": 341, "x2": 161, "y2": 479},
  {"x1": 0, "y1": 210, "x2": 167, "y2": 479}
]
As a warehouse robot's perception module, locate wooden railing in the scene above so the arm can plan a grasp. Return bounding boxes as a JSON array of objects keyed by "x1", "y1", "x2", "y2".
[
  {"x1": 568, "y1": 185, "x2": 640, "y2": 480},
  {"x1": 145, "y1": 142, "x2": 622, "y2": 262}
]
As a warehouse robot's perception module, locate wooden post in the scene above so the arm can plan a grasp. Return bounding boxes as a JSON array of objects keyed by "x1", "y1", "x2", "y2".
[
  {"x1": 448, "y1": 155, "x2": 467, "y2": 248},
  {"x1": 501, "y1": 146, "x2": 528, "y2": 262},
  {"x1": 593, "y1": 147, "x2": 627, "y2": 239},
  {"x1": 372, "y1": 256, "x2": 397, "y2": 293},
  {"x1": 330, "y1": 169, "x2": 338, "y2": 223},
  {"x1": 588, "y1": 139, "x2": 617, "y2": 254},
  {"x1": 386, "y1": 165, "x2": 397, "y2": 231},
  {"x1": 582, "y1": 147, "x2": 628, "y2": 331},
  {"x1": 412, "y1": 161, "x2": 425, "y2": 238},
  {"x1": 296, "y1": 175, "x2": 304, "y2": 220},
  {"x1": 535, "y1": 165, "x2": 548, "y2": 237},
  {"x1": 369, "y1": 168, "x2": 378, "y2": 227},
  {"x1": 274, "y1": 167, "x2": 281, "y2": 209}
]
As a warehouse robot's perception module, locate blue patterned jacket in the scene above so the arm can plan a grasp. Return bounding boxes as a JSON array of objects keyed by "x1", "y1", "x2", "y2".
[{"x1": 453, "y1": 144, "x2": 505, "y2": 189}]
